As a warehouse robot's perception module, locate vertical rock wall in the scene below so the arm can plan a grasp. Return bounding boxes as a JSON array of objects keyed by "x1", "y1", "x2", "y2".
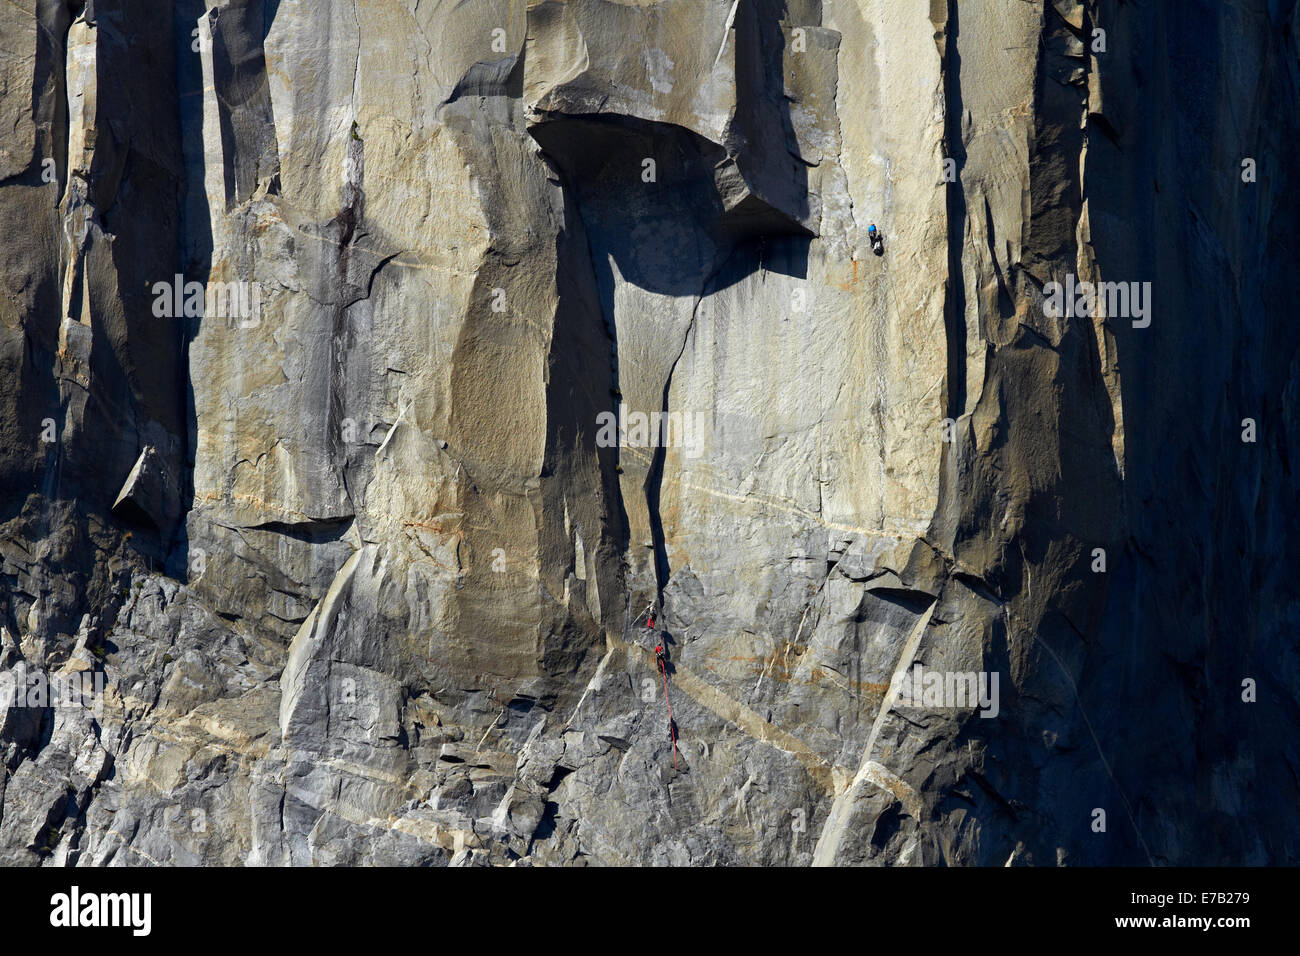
[{"x1": 0, "y1": 0, "x2": 1295, "y2": 865}]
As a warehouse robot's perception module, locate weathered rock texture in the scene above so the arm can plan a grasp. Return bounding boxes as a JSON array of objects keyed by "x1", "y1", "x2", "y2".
[{"x1": 0, "y1": 0, "x2": 1296, "y2": 865}]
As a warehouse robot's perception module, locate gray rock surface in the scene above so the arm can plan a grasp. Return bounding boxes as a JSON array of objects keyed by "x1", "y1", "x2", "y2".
[{"x1": 0, "y1": 0, "x2": 1296, "y2": 865}]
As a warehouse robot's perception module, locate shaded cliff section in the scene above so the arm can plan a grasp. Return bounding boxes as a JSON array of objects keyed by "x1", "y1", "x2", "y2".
[
  {"x1": 0, "y1": 0, "x2": 187, "y2": 664},
  {"x1": 1082, "y1": 0, "x2": 1300, "y2": 864},
  {"x1": 858, "y1": 0, "x2": 1300, "y2": 865}
]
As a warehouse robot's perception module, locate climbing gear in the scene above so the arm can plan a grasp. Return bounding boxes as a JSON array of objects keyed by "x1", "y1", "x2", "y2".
[{"x1": 632, "y1": 601, "x2": 655, "y2": 629}]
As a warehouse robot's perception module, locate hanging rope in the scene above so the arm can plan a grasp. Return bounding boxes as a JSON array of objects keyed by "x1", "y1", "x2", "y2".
[
  {"x1": 631, "y1": 601, "x2": 655, "y2": 628},
  {"x1": 636, "y1": 600, "x2": 677, "y2": 768},
  {"x1": 657, "y1": 649, "x2": 678, "y2": 770}
]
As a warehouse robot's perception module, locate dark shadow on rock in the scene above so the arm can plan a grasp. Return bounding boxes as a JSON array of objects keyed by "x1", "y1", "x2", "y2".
[
  {"x1": 529, "y1": 1, "x2": 813, "y2": 607},
  {"x1": 940, "y1": 0, "x2": 968, "y2": 424},
  {"x1": 205, "y1": 0, "x2": 282, "y2": 209},
  {"x1": 169, "y1": 0, "x2": 215, "y2": 581}
]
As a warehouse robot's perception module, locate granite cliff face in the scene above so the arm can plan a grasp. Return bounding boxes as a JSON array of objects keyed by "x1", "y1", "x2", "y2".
[{"x1": 0, "y1": 0, "x2": 1296, "y2": 865}]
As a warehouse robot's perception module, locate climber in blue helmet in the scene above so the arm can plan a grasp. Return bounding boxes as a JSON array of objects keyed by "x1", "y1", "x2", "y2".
[{"x1": 869, "y1": 223, "x2": 884, "y2": 257}]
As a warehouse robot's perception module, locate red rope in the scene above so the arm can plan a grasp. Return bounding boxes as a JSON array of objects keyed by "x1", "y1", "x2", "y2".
[{"x1": 658, "y1": 657, "x2": 678, "y2": 769}]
